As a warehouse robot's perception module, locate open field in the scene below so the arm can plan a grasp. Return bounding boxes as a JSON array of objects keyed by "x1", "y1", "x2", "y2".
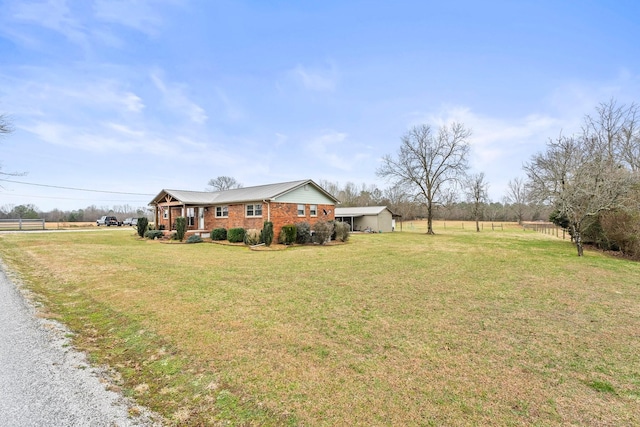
[{"x1": 0, "y1": 223, "x2": 638, "y2": 425}]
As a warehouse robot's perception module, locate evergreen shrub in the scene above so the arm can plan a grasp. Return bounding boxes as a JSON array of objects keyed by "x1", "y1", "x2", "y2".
[
  {"x1": 262, "y1": 221, "x2": 274, "y2": 246},
  {"x1": 145, "y1": 230, "x2": 164, "y2": 239},
  {"x1": 334, "y1": 221, "x2": 350, "y2": 242},
  {"x1": 296, "y1": 222, "x2": 312, "y2": 244},
  {"x1": 186, "y1": 235, "x2": 203, "y2": 244},
  {"x1": 279, "y1": 224, "x2": 297, "y2": 245},
  {"x1": 228, "y1": 227, "x2": 245, "y2": 243},
  {"x1": 312, "y1": 221, "x2": 334, "y2": 245},
  {"x1": 136, "y1": 217, "x2": 149, "y2": 238},
  {"x1": 175, "y1": 217, "x2": 187, "y2": 241},
  {"x1": 211, "y1": 228, "x2": 227, "y2": 241}
]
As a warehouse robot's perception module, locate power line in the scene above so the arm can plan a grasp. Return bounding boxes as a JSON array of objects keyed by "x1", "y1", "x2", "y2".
[
  {"x1": 0, "y1": 178, "x2": 155, "y2": 196},
  {"x1": 0, "y1": 192, "x2": 151, "y2": 203}
]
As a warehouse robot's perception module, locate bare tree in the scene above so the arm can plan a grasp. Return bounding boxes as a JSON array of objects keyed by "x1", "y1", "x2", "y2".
[
  {"x1": 382, "y1": 183, "x2": 415, "y2": 220},
  {"x1": 0, "y1": 113, "x2": 19, "y2": 181},
  {"x1": 437, "y1": 185, "x2": 460, "y2": 223},
  {"x1": 377, "y1": 123, "x2": 471, "y2": 234},
  {"x1": 206, "y1": 176, "x2": 243, "y2": 192},
  {"x1": 337, "y1": 181, "x2": 359, "y2": 206},
  {"x1": 0, "y1": 114, "x2": 12, "y2": 137},
  {"x1": 355, "y1": 183, "x2": 383, "y2": 206},
  {"x1": 524, "y1": 133, "x2": 634, "y2": 256},
  {"x1": 583, "y1": 99, "x2": 640, "y2": 172},
  {"x1": 317, "y1": 180, "x2": 340, "y2": 199},
  {"x1": 465, "y1": 172, "x2": 489, "y2": 232},
  {"x1": 505, "y1": 177, "x2": 530, "y2": 224}
]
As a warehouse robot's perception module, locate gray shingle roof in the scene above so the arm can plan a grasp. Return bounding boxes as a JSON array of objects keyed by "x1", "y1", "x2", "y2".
[{"x1": 151, "y1": 179, "x2": 338, "y2": 205}]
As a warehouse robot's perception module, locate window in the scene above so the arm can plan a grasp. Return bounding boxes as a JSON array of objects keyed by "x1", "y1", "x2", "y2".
[
  {"x1": 310, "y1": 204, "x2": 317, "y2": 217},
  {"x1": 215, "y1": 205, "x2": 228, "y2": 218},
  {"x1": 246, "y1": 203, "x2": 262, "y2": 217},
  {"x1": 297, "y1": 204, "x2": 305, "y2": 216},
  {"x1": 162, "y1": 207, "x2": 168, "y2": 219},
  {"x1": 187, "y1": 207, "x2": 195, "y2": 227}
]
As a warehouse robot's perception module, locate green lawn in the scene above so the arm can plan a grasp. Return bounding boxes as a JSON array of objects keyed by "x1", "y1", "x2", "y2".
[{"x1": 0, "y1": 225, "x2": 638, "y2": 425}]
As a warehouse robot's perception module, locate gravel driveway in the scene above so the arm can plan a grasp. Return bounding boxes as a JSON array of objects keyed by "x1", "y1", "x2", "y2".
[{"x1": 0, "y1": 261, "x2": 162, "y2": 427}]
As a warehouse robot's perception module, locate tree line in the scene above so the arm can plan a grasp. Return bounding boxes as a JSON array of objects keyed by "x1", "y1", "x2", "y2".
[
  {"x1": 371, "y1": 99, "x2": 639, "y2": 257},
  {"x1": 0, "y1": 204, "x2": 150, "y2": 223}
]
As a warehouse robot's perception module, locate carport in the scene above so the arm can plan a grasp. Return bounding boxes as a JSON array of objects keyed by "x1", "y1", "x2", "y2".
[{"x1": 334, "y1": 206, "x2": 400, "y2": 232}]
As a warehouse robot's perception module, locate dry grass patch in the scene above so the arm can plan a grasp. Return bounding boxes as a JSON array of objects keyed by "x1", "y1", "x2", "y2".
[{"x1": 0, "y1": 225, "x2": 639, "y2": 425}]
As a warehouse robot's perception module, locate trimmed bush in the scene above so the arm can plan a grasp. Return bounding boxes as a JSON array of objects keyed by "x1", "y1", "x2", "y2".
[
  {"x1": 262, "y1": 221, "x2": 274, "y2": 247},
  {"x1": 175, "y1": 217, "x2": 187, "y2": 241},
  {"x1": 296, "y1": 222, "x2": 312, "y2": 244},
  {"x1": 312, "y1": 221, "x2": 334, "y2": 245},
  {"x1": 186, "y1": 235, "x2": 203, "y2": 244},
  {"x1": 145, "y1": 230, "x2": 164, "y2": 240},
  {"x1": 334, "y1": 221, "x2": 350, "y2": 242},
  {"x1": 228, "y1": 227, "x2": 245, "y2": 243},
  {"x1": 244, "y1": 228, "x2": 261, "y2": 245},
  {"x1": 211, "y1": 228, "x2": 227, "y2": 241},
  {"x1": 136, "y1": 217, "x2": 149, "y2": 238},
  {"x1": 279, "y1": 224, "x2": 297, "y2": 245}
]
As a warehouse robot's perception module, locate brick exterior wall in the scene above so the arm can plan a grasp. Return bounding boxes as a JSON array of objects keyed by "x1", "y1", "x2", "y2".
[
  {"x1": 268, "y1": 202, "x2": 335, "y2": 239},
  {"x1": 156, "y1": 202, "x2": 335, "y2": 242}
]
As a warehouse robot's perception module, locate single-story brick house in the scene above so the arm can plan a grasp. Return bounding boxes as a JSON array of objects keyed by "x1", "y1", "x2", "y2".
[
  {"x1": 334, "y1": 206, "x2": 400, "y2": 233},
  {"x1": 149, "y1": 179, "x2": 338, "y2": 238}
]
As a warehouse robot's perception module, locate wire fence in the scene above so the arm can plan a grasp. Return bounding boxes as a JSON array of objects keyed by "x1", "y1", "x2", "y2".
[{"x1": 522, "y1": 221, "x2": 567, "y2": 239}]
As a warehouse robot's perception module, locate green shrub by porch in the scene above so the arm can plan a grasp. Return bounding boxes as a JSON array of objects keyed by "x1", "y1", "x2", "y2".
[
  {"x1": 211, "y1": 228, "x2": 227, "y2": 241},
  {"x1": 144, "y1": 230, "x2": 164, "y2": 239},
  {"x1": 279, "y1": 224, "x2": 297, "y2": 245},
  {"x1": 136, "y1": 217, "x2": 149, "y2": 238},
  {"x1": 334, "y1": 221, "x2": 350, "y2": 242},
  {"x1": 228, "y1": 227, "x2": 245, "y2": 243},
  {"x1": 262, "y1": 221, "x2": 274, "y2": 246},
  {"x1": 175, "y1": 217, "x2": 187, "y2": 241},
  {"x1": 312, "y1": 221, "x2": 333, "y2": 245},
  {"x1": 186, "y1": 235, "x2": 203, "y2": 244},
  {"x1": 296, "y1": 222, "x2": 311, "y2": 244}
]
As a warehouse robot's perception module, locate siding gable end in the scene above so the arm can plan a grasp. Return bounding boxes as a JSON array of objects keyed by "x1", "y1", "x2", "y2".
[{"x1": 274, "y1": 184, "x2": 335, "y2": 205}]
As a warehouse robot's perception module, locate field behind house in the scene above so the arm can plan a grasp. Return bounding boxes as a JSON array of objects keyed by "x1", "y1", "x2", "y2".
[{"x1": 0, "y1": 222, "x2": 638, "y2": 425}]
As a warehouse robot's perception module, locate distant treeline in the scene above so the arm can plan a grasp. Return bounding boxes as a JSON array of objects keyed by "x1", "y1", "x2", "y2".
[{"x1": 0, "y1": 204, "x2": 151, "y2": 222}]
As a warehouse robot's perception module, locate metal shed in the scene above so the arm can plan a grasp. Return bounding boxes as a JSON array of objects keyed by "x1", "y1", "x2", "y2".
[{"x1": 334, "y1": 206, "x2": 400, "y2": 233}]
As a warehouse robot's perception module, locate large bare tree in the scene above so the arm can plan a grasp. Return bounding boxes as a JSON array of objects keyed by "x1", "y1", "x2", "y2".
[
  {"x1": 1, "y1": 113, "x2": 16, "y2": 180},
  {"x1": 206, "y1": 176, "x2": 243, "y2": 192},
  {"x1": 583, "y1": 99, "x2": 640, "y2": 172},
  {"x1": 0, "y1": 114, "x2": 11, "y2": 136},
  {"x1": 377, "y1": 122, "x2": 471, "y2": 234},
  {"x1": 504, "y1": 177, "x2": 530, "y2": 224},
  {"x1": 524, "y1": 133, "x2": 634, "y2": 256},
  {"x1": 465, "y1": 172, "x2": 489, "y2": 232}
]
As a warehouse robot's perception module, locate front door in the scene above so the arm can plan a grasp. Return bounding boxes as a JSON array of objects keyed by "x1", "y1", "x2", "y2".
[{"x1": 199, "y1": 207, "x2": 205, "y2": 229}]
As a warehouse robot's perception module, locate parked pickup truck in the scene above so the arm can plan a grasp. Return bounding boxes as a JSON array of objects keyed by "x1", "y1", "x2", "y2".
[{"x1": 96, "y1": 216, "x2": 121, "y2": 226}]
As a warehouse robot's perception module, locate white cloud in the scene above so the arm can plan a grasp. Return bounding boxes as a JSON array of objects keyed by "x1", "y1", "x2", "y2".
[
  {"x1": 93, "y1": 0, "x2": 178, "y2": 36},
  {"x1": 274, "y1": 132, "x2": 288, "y2": 147},
  {"x1": 306, "y1": 131, "x2": 371, "y2": 171},
  {"x1": 291, "y1": 63, "x2": 338, "y2": 92},
  {"x1": 215, "y1": 87, "x2": 244, "y2": 121},
  {"x1": 122, "y1": 92, "x2": 145, "y2": 112},
  {"x1": 420, "y1": 105, "x2": 563, "y2": 169},
  {"x1": 1, "y1": 0, "x2": 179, "y2": 53},
  {"x1": 151, "y1": 71, "x2": 208, "y2": 124},
  {"x1": 6, "y1": 0, "x2": 89, "y2": 49}
]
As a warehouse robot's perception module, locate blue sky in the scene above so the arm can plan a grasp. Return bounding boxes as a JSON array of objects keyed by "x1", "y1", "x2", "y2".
[{"x1": 1, "y1": 0, "x2": 639, "y2": 212}]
